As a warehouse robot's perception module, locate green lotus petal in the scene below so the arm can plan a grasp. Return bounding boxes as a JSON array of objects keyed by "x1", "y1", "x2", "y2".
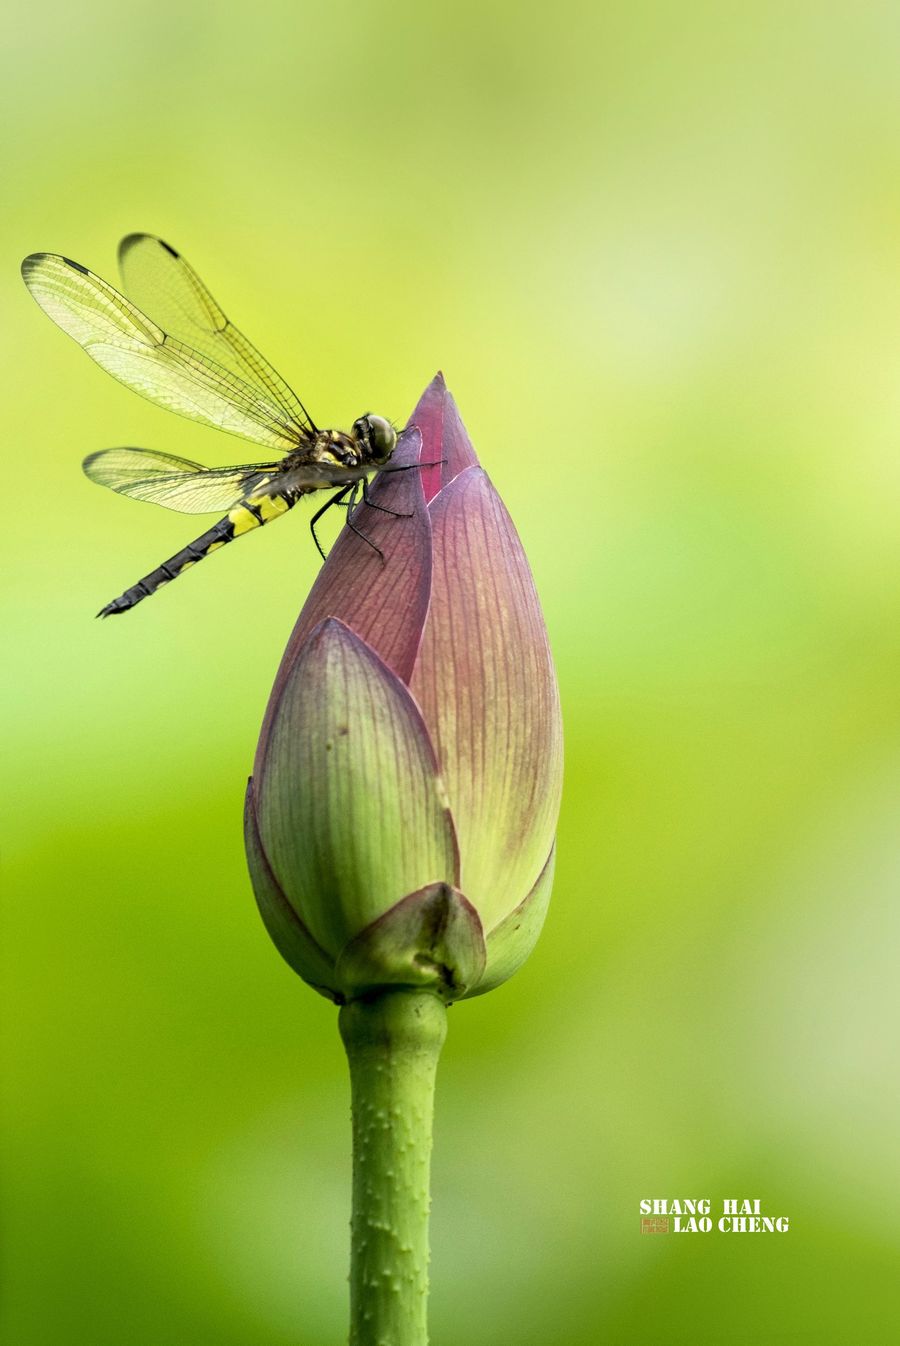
[
  {"x1": 464, "y1": 844, "x2": 556, "y2": 998},
  {"x1": 410, "y1": 466, "x2": 563, "y2": 929},
  {"x1": 243, "y1": 782, "x2": 342, "y2": 1002},
  {"x1": 336, "y1": 882, "x2": 486, "y2": 1002},
  {"x1": 256, "y1": 617, "x2": 460, "y2": 956}
]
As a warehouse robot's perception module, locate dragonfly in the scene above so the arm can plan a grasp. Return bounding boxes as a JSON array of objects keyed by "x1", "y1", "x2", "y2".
[{"x1": 21, "y1": 235, "x2": 409, "y2": 616}]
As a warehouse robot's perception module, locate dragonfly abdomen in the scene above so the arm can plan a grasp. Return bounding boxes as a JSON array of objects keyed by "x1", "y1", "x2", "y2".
[{"x1": 98, "y1": 490, "x2": 297, "y2": 617}]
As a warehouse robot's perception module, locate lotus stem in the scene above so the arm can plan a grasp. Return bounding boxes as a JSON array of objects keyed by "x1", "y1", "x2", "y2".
[{"x1": 339, "y1": 989, "x2": 448, "y2": 1346}]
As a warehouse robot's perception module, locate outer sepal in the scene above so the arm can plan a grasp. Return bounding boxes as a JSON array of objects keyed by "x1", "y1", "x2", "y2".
[{"x1": 336, "y1": 883, "x2": 486, "y2": 1003}]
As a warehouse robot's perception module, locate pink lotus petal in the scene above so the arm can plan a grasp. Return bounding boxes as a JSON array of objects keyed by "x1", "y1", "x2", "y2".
[
  {"x1": 409, "y1": 467, "x2": 563, "y2": 931},
  {"x1": 255, "y1": 426, "x2": 432, "y2": 775},
  {"x1": 408, "y1": 372, "x2": 479, "y2": 504}
]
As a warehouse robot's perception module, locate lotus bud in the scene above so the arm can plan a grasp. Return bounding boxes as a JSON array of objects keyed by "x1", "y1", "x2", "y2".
[{"x1": 245, "y1": 374, "x2": 563, "y2": 1003}]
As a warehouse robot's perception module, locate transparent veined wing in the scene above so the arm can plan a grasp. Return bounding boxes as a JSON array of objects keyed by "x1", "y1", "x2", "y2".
[
  {"x1": 21, "y1": 253, "x2": 304, "y2": 453},
  {"x1": 83, "y1": 447, "x2": 279, "y2": 514},
  {"x1": 118, "y1": 234, "x2": 317, "y2": 435}
]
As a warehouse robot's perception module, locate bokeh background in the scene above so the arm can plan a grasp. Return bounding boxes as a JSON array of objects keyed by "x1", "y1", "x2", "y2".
[{"x1": 3, "y1": 3, "x2": 900, "y2": 1342}]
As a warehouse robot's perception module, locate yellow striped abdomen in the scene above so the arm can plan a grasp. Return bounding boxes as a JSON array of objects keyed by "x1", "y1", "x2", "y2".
[
  {"x1": 98, "y1": 488, "x2": 299, "y2": 617},
  {"x1": 228, "y1": 490, "x2": 294, "y2": 536}
]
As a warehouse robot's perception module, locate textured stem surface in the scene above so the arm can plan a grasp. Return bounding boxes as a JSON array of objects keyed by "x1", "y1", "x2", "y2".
[{"x1": 339, "y1": 989, "x2": 448, "y2": 1346}]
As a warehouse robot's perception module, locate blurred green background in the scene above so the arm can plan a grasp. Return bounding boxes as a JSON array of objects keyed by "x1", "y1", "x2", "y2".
[{"x1": 3, "y1": 2, "x2": 899, "y2": 1342}]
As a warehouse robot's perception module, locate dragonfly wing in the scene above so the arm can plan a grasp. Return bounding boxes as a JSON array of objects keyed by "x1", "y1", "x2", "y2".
[
  {"x1": 83, "y1": 447, "x2": 278, "y2": 514},
  {"x1": 118, "y1": 235, "x2": 316, "y2": 435},
  {"x1": 22, "y1": 253, "x2": 301, "y2": 453}
]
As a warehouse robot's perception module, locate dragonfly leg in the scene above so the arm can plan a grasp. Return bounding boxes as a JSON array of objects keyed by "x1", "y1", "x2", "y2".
[
  {"x1": 309, "y1": 477, "x2": 406, "y2": 566},
  {"x1": 344, "y1": 482, "x2": 385, "y2": 563},
  {"x1": 360, "y1": 476, "x2": 413, "y2": 518},
  {"x1": 345, "y1": 481, "x2": 361, "y2": 523},
  {"x1": 309, "y1": 483, "x2": 353, "y2": 561},
  {"x1": 377, "y1": 457, "x2": 446, "y2": 475}
]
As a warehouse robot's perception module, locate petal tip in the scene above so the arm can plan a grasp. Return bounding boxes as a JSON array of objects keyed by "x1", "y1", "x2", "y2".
[{"x1": 408, "y1": 375, "x2": 479, "y2": 502}]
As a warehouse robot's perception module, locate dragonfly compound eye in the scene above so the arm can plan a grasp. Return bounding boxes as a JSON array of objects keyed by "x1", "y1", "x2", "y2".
[{"x1": 363, "y1": 414, "x2": 396, "y2": 464}]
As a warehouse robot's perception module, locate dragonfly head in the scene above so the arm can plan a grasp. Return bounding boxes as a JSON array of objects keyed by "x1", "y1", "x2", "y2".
[{"x1": 353, "y1": 414, "x2": 397, "y2": 466}]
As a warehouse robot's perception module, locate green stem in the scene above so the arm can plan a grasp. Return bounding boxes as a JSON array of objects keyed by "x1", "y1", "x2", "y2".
[{"x1": 339, "y1": 989, "x2": 448, "y2": 1346}]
